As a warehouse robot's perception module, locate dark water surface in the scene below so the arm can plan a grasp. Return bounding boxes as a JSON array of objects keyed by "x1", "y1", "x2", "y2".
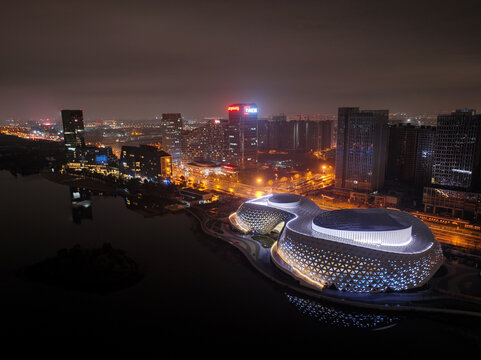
[{"x1": 0, "y1": 171, "x2": 479, "y2": 355}]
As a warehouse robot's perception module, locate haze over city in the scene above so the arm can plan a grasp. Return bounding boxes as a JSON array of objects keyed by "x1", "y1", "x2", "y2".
[
  {"x1": 2, "y1": 0, "x2": 481, "y2": 355},
  {"x1": 1, "y1": 0, "x2": 481, "y2": 120}
]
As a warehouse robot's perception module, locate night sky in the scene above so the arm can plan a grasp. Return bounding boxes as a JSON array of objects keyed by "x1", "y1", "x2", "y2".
[{"x1": 1, "y1": 0, "x2": 480, "y2": 120}]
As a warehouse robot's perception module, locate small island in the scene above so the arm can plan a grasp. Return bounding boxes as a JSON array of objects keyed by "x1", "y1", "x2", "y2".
[{"x1": 20, "y1": 243, "x2": 142, "y2": 294}]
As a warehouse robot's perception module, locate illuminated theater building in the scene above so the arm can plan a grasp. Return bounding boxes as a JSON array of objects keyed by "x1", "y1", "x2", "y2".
[{"x1": 229, "y1": 194, "x2": 443, "y2": 293}]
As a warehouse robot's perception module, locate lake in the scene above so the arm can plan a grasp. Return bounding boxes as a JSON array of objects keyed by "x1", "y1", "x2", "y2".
[{"x1": 0, "y1": 171, "x2": 479, "y2": 355}]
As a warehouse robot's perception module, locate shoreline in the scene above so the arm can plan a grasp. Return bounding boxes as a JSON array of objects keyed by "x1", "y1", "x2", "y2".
[
  {"x1": 35, "y1": 169, "x2": 481, "y2": 317},
  {"x1": 186, "y1": 206, "x2": 481, "y2": 318}
]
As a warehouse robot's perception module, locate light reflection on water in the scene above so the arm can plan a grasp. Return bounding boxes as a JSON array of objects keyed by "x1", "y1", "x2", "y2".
[
  {"x1": 1, "y1": 170, "x2": 481, "y2": 352},
  {"x1": 284, "y1": 292, "x2": 399, "y2": 330}
]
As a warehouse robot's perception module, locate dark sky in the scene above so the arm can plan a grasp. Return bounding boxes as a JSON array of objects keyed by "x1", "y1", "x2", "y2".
[{"x1": 1, "y1": 0, "x2": 481, "y2": 120}]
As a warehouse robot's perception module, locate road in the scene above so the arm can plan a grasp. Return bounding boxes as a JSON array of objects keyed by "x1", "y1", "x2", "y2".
[
  {"x1": 175, "y1": 170, "x2": 335, "y2": 199},
  {"x1": 176, "y1": 167, "x2": 481, "y2": 254},
  {"x1": 188, "y1": 206, "x2": 481, "y2": 316}
]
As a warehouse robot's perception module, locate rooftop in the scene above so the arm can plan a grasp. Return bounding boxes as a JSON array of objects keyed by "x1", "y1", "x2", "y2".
[{"x1": 313, "y1": 209, "x2": 411, "y2": 232}]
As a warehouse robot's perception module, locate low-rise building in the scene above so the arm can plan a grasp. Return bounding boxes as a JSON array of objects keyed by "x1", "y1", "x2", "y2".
[
  {"x1": 120, "y1": 145, "x2": 172, "y2": 182},
  {"x1": 179, "y1": 188, "x2": 217, "y2": 207}
]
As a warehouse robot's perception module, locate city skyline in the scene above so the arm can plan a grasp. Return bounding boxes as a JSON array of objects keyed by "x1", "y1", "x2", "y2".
[
  {"x1": 2, "y1": 0, "x2": 481, "y2": 353},
  {"x1": 1, "y1": 1, "x2": 481, "y2": 120}
]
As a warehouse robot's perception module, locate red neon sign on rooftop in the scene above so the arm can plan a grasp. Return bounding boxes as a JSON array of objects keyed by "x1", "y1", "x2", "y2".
[{"x1": 228, "y1": 106, "x2": 240, "y2": 111}]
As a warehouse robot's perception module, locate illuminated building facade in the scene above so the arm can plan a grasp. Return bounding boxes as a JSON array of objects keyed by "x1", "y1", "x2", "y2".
[
  {"x1": 230, "y1": 193, "x2": 443, "y2": 293},
  {"x1": 335, "y1": 107, "x2": 389, "y2": 192},
  {"x1": 208, "y1": 118, "x2": 229, "y2": 163},
  {"x1": 422, "y1": 186, "x2": 481, "y2": 219},
  {"x1": 226, "y1": 104, "x2": 258, "y2": 168},
  {"x1": 432, "y1": 109, "x2": 481, "y2": 189},
  {"x1": 423, "y1": 109, "x2": 481, "y2": 219},
  {"x1": 120, "y1": 145, "x2": 172, "y2": 181},
  {"x1": 76, "y1": 146, "x2": 115, "y2": 166},
  {"x1": 181, "y1": 118, "x2": 228, "y2": 163},
  {"x1": 61, "y1": 109, "x2": 85, "y2": 160},
  {"x1": 181, "y1": 126, "x2": 209, "y2": 162},
  {"x1": 160, "y1": 113, "x2": 183, "y2": 164}
]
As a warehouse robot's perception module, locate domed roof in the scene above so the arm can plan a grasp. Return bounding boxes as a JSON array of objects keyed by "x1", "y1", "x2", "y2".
[
  {"x1": 313, "y1": 209, "x2": 411, "y2": 232},
  {"x1": 268, "y1": 193, "x2": 301, "y2": 204}
]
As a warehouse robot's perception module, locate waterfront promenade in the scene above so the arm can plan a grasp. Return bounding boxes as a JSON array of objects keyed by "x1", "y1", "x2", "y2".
[{"x1": 187, "y1": 207, "x2": 481, "y2": 318}]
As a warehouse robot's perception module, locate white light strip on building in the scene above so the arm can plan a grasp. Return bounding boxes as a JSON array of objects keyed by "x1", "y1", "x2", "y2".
[
  {"x1": 451, "y1": 169, "x2": 472, "y2": 174},
  {"x1": 311, "y1": 223, "x2": 412, "y2": 247}
]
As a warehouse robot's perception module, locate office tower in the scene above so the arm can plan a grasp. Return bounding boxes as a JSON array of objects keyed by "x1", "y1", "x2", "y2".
[
  {"x1": 423, "y1": 110, "x2": 481, "y2": 219},
  {"x1": 61, "y1": 109, "x2": 85, "y2": 161},
  {"x1": 414, "y1": 126, "x2": 436, "y2": 188},
  {"x1": 62, "y1": 109, "x2": 85, "y2": 148},
  {"x1": 160, "y1": 113, "x2": 183, "y2": 164},
  {"x1": 226, "y1": 104, "x2": 258, "y2": 168},
  {"x1": 335, "y1": 107, "x2": 389, "y2": 191},
  {"x1": 120, "y1": 145, "x2": 172, "y2": 181},
  {"x1": 431, "y1": 109, "x2": 481, "y2": 189}
]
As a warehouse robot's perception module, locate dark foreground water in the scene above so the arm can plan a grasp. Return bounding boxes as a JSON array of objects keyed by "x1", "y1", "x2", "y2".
[{"x1": 0, "y1": 171, "x2": 480, "y2": 355}]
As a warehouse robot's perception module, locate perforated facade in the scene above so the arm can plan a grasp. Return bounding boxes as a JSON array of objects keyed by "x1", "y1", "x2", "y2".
[{"x1": 230, "y1": 194, "x2": 443, "y2": 293}]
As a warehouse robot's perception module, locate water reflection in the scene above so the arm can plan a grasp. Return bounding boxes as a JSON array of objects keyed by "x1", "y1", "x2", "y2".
[
  {"x1": 70, "y1": 186, "x2": 93, "y2": 224},
  {"x1": 285, "y1": 292, "x2": 400, "y2": 330},
  {"x1": 124, "y1": 192, "x2": 170, "y2": 217}
]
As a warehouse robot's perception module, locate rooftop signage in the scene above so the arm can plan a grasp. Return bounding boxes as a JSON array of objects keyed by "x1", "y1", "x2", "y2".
[{"x1": 244, "y1": 105, "x2": 257, "y2": 114}]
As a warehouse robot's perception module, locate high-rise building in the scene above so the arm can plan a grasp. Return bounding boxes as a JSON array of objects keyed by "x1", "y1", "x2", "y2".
[
  {"x1": 257, "y1": 118, "x2": 270, "y2": 151},
  {"x1": 387, "y1": 123, "x2": 419, "y2": 184},
  {"x1": 335, "y1": 107, "x2": 389, "y2": 192},
  {"x1": 226, "y1": 104, "x2": 258, "y2": 168},
  {"x1": 259, "y1": 115, "x2": 331, "y2": 153},
  {"x1": 414, "y1": 126, "x2": 436, "y2": 188},
  {"x1": 208, "y1": 118, "x2": 229, "y2": 163},
  {"x1": 61, "y1": 109, "x2": 85, "y2": 147},
  {"x1": 386, "y1": 123, "x2": 436, "y2": 189},
  {"x1": 160, "y1": 113, "x2": 183, "y2": 164},
  {"x1": 431, "y1": 109, "x2": 481, "y2": 189},
  {"x1": 181, "y1": 118, "x2": 228, "y2": 163},
  {"x1": 319, "y1": 120, "x2": 334, "y2": 150},
  {"x1": 292, "y1": 120, "x2": 319, "y2": 151},
  {"x1": 181, "y1": 126, "x2": 208, "y2": 162},
  {"x1": 61, "y1": 109, "x2": 85, "y2": 161},
  {"x1": 270, "y1": 115, "x2": 296, "y2": 151},
  {"x1": 423, "y1": 110, "x2": 481, "y2": 219}
]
